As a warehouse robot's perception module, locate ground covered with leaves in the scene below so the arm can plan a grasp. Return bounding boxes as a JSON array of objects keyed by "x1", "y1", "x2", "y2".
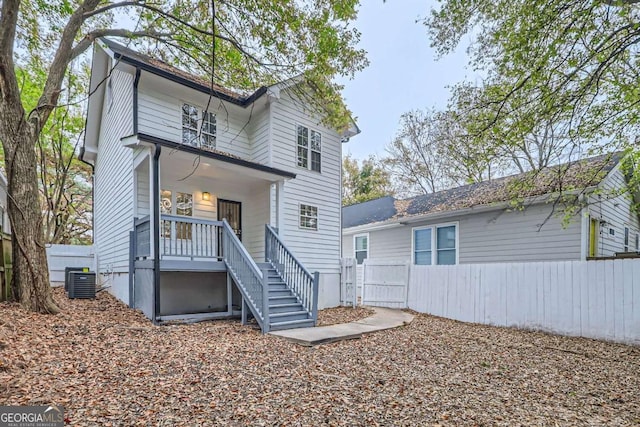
[{"x1": 1, "y1": 289, "x2": 639, "y2": 426}]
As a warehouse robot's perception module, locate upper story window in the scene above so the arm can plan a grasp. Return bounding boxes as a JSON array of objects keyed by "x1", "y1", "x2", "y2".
[
  {"x1": 413, "y1": 223, "x2": 458, "y2": 265},
  {"x1": 182, "y1": 104, "x2": 216, "y2": 150},
  {"x1": 354, "y1": 234, "x2": 368, "y2": 265},
  {"x1": 299, "y1": 204, "x2": 318, "y2": 230},
  {"x1": 297, "y1": 125, "x2": 321, "y2": 172}
]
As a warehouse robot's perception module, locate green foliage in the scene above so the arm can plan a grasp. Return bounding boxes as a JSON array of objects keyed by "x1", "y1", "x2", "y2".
[
  {"x1": 426, "y1": 0, "x2": 640, "y2": 154},
  {"x1": 7, "y1": 63, "x2": 92, "y2": 244},
  {"x1": 342, "y1": 155, "x2": 394, "y2": 205}
]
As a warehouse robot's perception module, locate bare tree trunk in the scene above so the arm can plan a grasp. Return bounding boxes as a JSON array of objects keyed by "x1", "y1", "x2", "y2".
[{"x1": 3, "y1": 126, "x2": 58, "y2": 313}]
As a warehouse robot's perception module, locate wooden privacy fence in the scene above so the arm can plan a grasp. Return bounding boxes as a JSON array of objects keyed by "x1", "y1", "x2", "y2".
[{"x1": 341, "y1": 257, "x2": 640, "y2": 344}]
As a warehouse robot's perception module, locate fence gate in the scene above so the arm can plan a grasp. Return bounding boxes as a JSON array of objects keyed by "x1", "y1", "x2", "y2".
[
  {"x1": 340, "y1": 258, "x2": 357, "y2": 307},
  {"x1": 361, "y1": 260, "x2": 409, "y2": 308}
]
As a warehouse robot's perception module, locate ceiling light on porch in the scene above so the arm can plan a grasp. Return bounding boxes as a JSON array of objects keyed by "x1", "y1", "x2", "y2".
[{"x1": 202, "y1": 191, "x2": 211, "y2": 201}]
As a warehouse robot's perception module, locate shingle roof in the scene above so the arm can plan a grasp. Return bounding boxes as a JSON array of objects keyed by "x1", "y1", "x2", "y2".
[
  {"x1": 342, "y1": 153, "x2": 622, "y2": 229},
  {"x1": 100, "y1": 38, "x2": 266, "y2": 106}
]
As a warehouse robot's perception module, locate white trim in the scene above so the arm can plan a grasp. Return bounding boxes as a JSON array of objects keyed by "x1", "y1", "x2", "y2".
[
  {"x1": 353, "y1": 233, "x2": 369, "y2": 265},
  {"x1": 411, "y1": 221, "x2": 459, "y2": 265},
  {"x1": 580, "y1": 208, "x2": 588, "y2": 260},
  {"x1": 298, "y1": 202, "x2": 318, "y2": 231},
  {"x1": 295, "y1": 123, "x2": 322, "y2": 173}
]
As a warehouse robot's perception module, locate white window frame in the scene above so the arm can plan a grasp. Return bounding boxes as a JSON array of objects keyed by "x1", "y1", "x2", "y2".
[
  {"x1": 201, "y1": 110, "x2": 216, "y2": 150},
  {"x1": 354, "y1": 233, "x2": 369, "y2": 265},
  {"x1": 411, "y1": 222, "x2": 459, "y2": 265},
  {"x1": 296, "y1": 124, "x2": 321, "y2": 172},
  {"x1": 299, "y1": 203, "x2": 318, "y2": 231},
  {"x1": 181, "y1": 103, "x2": 216, "y2": 149}
]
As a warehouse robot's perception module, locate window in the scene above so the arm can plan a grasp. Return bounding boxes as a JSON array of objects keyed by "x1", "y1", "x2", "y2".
[
  {"x1": 299, "y1": 204, "x2": 318, "y2": 230},
  {"x1": 624, "y1": 227, "x2": 630, "y2": 252},
  {"x1": 182, "y1": 104, "x2": 216, "y2": 149},
  {"x1": 636, "y1": 233, "x2": 639, "y2": 252},
  {"x1": 413, "y1": 228, "x2": 432, "y2": 265},
  {"x1": 201, "y1": 110, "x2": 216, "y2": 150},
  {"x1": 354, "y1": 235, "x2": 368, "y2": 265},
  {"x1": 413, "y1": 223, "x2": 458, "y2": 265},
  {"x1": 181, "y1": 104, "x2": 199, "y2": 146},
  {"x1": 160, "y1": 190, "x2": 192, "y2": 239},
  {"x1": 296, "y1": 125, "x2": 321, "y2": 172}
]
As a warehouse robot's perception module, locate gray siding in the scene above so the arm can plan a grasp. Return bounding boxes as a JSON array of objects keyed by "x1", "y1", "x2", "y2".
[
  {"x1": 588, "y1": 166, "x2": 640, "y2": 255},
  {"x1": 343, "y1": 202, "x2": 584, "y2": 264},
  {"x1": 94, "y1": 68, "x2": 134, "y2": 274}
]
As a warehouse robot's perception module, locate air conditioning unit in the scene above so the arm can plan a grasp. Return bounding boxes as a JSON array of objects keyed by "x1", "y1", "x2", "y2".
[
  {"x1": 65, "y1": 267, "x2": 89, "y2": 292},
  {"x1": 67, "y1": 271, "x2": 96, "y2": 299}
]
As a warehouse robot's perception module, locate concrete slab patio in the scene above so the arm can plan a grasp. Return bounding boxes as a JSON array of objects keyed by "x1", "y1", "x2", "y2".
[{"x1": 270, "y1": 307, "x2": 414, "y2": 346}]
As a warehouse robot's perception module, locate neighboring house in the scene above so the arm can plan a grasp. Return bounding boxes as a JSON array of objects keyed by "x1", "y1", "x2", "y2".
[
  {"x1": 81, "y1": 39, "x2": 359, "y2": 332},
  {"x1": 343, "y1": 153, "x2": 640, "y2": 269}
]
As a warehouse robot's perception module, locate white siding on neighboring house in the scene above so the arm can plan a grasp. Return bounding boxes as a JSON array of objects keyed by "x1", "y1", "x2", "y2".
[
  {"x1": 94, "y1": 67, "x2": 134, "y2": 277},
  {"x1": 137, "y1": 76, "x2": 253, "y2": 160},
  {"x1": 270, "y1": 90, "x2": 342, "y2": 276},
  {"x1": 588, "y1": 166, "x2": 640, "y2": 256},
  {"x1": 343, "y1": 202, "x2": 584, "y2": 265}
]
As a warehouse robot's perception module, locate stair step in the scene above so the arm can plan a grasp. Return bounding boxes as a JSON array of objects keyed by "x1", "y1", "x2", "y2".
[
  {"x1": 269, "y1": 289, "x2": 293, "y2": 297},
  {"x1": 268, "y1": 296, "x2": 298, "y2": 305},
  {"x1": 269, "y1": 311, "x2": 310, "y2": 323},
  {"x1": 269, "y1": 318, "x2": 316, "y2": 331},
  {"x1": 268, "y1": 303, "x2": 304, "y2": 313},
  {"x1": 268, "y1": 283, "x2": 287, "y2": 289}
]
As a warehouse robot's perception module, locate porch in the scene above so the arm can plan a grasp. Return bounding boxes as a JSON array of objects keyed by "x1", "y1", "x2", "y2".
[{"x1": 129, "y1": 143, "x2": 318, "y2": 332}]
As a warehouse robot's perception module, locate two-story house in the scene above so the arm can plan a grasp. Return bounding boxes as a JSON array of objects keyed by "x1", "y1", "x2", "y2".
[{"x1": 81, "y1": 39, "x2": 359, "y2": 332}]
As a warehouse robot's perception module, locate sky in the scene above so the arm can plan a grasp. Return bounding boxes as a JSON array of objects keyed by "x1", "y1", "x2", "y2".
[{"x1": 340, "y1": 0, "x2": 473, "y2": 161}]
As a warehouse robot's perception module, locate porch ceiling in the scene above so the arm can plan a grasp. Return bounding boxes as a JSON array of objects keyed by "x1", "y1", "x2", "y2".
[{"x1": 160, "y1": 150, "x2": 281, "y2": 190}]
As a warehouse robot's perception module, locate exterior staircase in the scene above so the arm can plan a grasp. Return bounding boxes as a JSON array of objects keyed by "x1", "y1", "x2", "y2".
[
  {"x1": 257, "y1": 263, "x2": 315, "y2": 331},
  {"x1": 221, "y1": 220, "x2": 319, "y2": 333}
]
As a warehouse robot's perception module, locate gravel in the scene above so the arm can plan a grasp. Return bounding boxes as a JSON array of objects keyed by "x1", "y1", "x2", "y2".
[{"x1": 1, "y1": 288, "x2": 639, "y2": 426}]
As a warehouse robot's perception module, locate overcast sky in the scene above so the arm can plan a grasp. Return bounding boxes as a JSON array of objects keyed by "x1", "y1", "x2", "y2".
[{"x1": 339, "y1": 0, "x2": 474, "y2": 161}]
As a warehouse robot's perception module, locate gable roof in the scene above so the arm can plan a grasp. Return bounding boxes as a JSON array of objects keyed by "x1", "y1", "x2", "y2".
[
  {"x1": 99, "y1": 38, "x2": 267, "y2": 107},
  {"x1": 342, "y1": 152, "x2": 622, "y2": 229}
]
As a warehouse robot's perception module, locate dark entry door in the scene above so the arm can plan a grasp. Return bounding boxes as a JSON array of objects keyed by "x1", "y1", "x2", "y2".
[{"x1": 218, "y1": 199, "x2": 242, "y2": 241}]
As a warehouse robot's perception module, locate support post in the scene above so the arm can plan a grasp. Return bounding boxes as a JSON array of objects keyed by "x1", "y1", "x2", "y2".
[
  {"x1": 128, "y1": 219, "x2": 137, "y2": 308},
  {"x1": 241, "y1": 297, "x2": 248, "y2": 326},
  {"x1": 226, "y1": 271, "x2": 233, "y2": 315},
  {"x1": 312, "y1": 271, "x2": 320, "y2": 324},
  {"x1": 262, "y1": 266, "x2": 270, "y2": 333},
  {"x1": 351, "y1": 260, "x2": 357, "y2": 308}
]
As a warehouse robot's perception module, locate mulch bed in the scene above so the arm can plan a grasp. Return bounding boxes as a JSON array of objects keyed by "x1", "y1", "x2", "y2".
[{"x1": 1, "y1": 288, "x2": 639, "y2": 426}]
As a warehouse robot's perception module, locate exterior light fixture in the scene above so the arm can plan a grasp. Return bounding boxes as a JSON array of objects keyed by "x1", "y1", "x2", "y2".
[{"x1": 202, "y1": 191, "x2": 211, "y2": 201}]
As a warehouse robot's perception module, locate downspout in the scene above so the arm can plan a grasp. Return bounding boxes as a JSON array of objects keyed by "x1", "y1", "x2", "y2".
[
  {"x1": 78, "y1": 147, "x2": 95, "y2": 242},
  {"x1": 152, "y1": 144, "x2": 161, "y2": 323},
  {"x1": 133, "y1": 68, "x2": 141, "y2": 134}
]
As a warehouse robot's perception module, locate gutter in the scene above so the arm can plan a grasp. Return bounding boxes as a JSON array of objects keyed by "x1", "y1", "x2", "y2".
[
  {"x1": 113, "y1": 51, "x2": 266, "y2": 108},
  {"x1": 152, "y1": 144, "x2": 161, "y2": 324}
]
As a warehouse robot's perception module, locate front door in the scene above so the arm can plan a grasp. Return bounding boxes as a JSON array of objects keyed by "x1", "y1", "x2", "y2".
[{"x1": 218, "y1": 199, "x2": 242, "y2": 241}]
